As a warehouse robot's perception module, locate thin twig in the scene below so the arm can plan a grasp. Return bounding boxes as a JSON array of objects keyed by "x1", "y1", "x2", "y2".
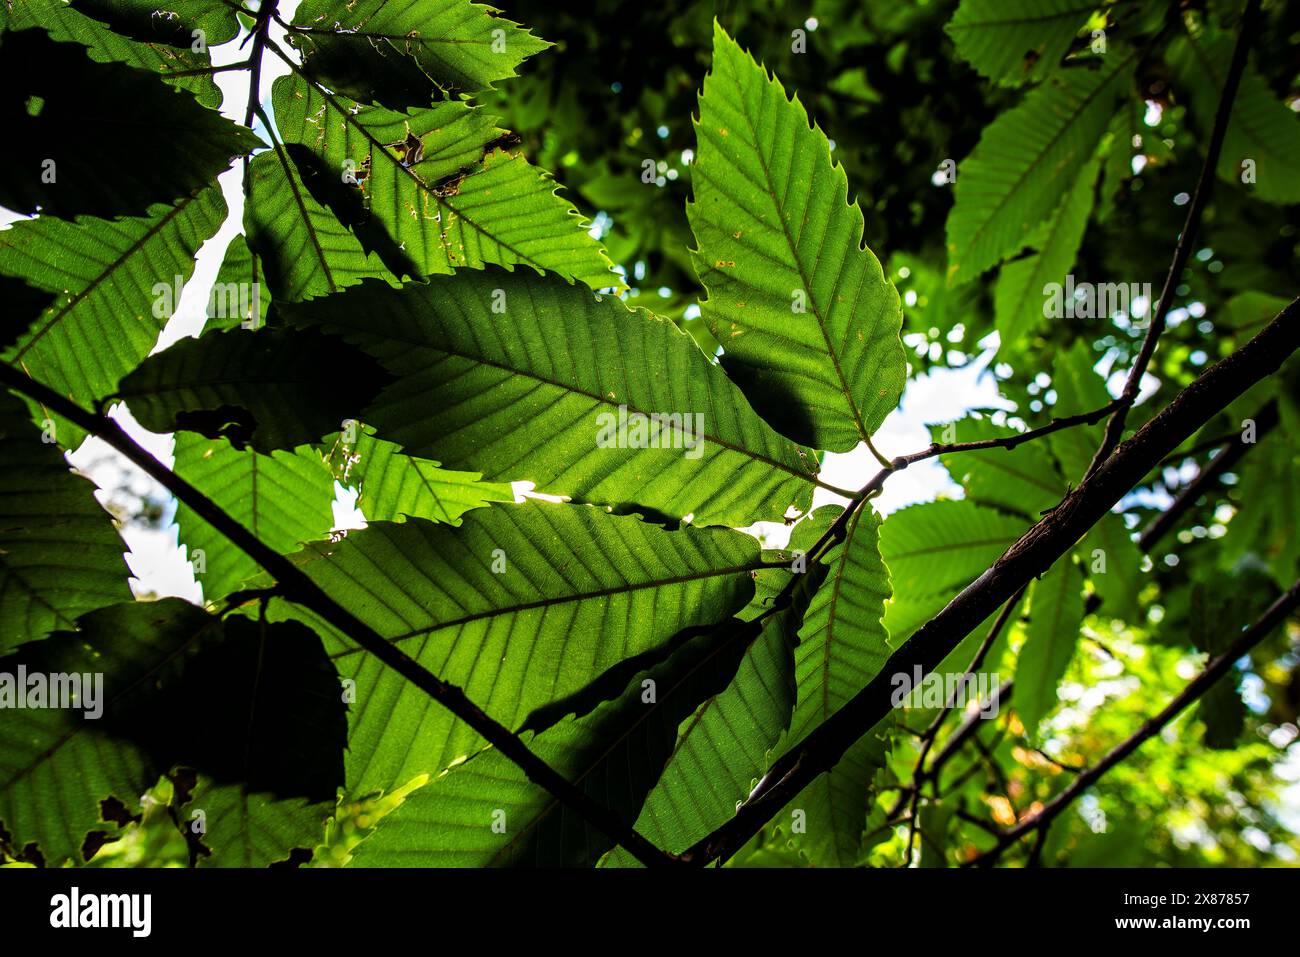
[
  {"x1": 759, "y1": 402, "x2": 1123, "y2": 642},
  {"x1": 968, "y1": 577, "x2": 1300, "y2": 866},
  {"x1": 243, "y1": 1, "x2": 278, "y2": 130},
  {"x1": 1085, "y1": 0, "x2": 1263, "y2": 476},
  {"x1": 925, "y1": 680, "x2": 1012, "y2": 788},
  {"x1": 954, "y1": 808, "x2": 1003, "y2": 838},
  {"x1": 888, "y1": 592, "x2": 1024, "y2": 823},
  {"x1": 164, "y1": 60, "x2": 254, "y2": 79},
  {"x1": 1155, "y1": 430, "x2": 1240, "y2": 469},
  {"x1": 1138, "y1": 401, "x2": 1277, "y2": 551},
  {"x1": 1030, "y1": 747, "x2": 1083, "y2": 774}
]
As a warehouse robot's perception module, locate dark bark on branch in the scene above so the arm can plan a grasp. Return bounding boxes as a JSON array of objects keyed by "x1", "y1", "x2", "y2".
[
  {"x1": 889, "y1": 593, "x2": 1024, "y2": 823},
  {"x1": 243, "y1": 1, "x2": 277, "y2": 129},
  {"x1": 1137, "y1": 401, "x2": 1278, "y2": 552},
  {"x1": 1086, "y1": 0, "x2": 1262, "y2": 474},
  {"x1": 681, "y1": 296, "x2": 1300, "y2": 866},
  {"x1": 0, "y1": 363, "x2": 678, "y2": 868}
]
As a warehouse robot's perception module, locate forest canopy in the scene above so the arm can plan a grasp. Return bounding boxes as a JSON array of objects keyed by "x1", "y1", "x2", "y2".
[{"x1": 0, "y1": 0, "x2": 1298, "y2": 870}]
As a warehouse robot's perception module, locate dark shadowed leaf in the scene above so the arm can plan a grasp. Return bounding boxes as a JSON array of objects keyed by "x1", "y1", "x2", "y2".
[
  {"x1": 0, "y1": 600, "x2": 344, "y2": 866},
  {"x1": 0, "y1": 389, "x2": 129, "y2": 654},
  {"x1": 288, "y1": 0, "x2": 550, "y2": 108},
  {"x1": 0, "y1": 29, "x2": 257, "y2": 218},
  {"x1": 348, "y1": 618, "x2": 754, "y2": 867},
  {"x1": 261, "y1": 503, "x2": 762, "y2": 798},
  {"x1": 118, "y1": 327, "x2": 392, "y2": 453}
]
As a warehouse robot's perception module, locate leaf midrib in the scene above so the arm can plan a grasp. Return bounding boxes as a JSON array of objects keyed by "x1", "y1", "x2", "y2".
[
  {"x1": 295, "y1": 70, "x2": 570, "y2": 276},
  {"x1": 955, "y1": 49, "x2": 1135, "y2": 271},
  {"x1": 890, "y1": 535, "x2": 1018, "y2": 560},
  {"x1": 10, "y1": 194, "x2": 197, "y2": 361},
  {"x1": 488, "y1": 622, "x2": 760, "y2": 865},
  {"x1": 338, "y1": 320, "x2": 821, "y2": 485},
  {"x1": 265, "y1": 140, "x2": 338, "y2": 295},
  {"x1": 328, "y1": 560, "x2": 765, "y2": 660},
  {"x1": 949, "y1": 2, "x2": 1108, "y2": 31},
  {"x1": 720, "y1": 50, "x2": 871, "y2": 443}
]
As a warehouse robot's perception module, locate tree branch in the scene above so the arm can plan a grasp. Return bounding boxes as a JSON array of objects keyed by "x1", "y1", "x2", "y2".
[
  {"x1": 925, "y1": 679, "x2": 1012, "y2": 787},
  {"x1": 0, "y1": 363, "x2": 680, "y2": 869},
  {"x1": 888, "y1": 591, "x2": 1024, "y2": 823},
  {"x1": 680, "y1": 295, "x2": 1300, "y2": 866},
  {"x1": 1085, "y1": 0, "x2": 1262, "y2": 475},
  {"x1": 1137, "y1": 400, "x2": 1278, "y2": 552},
  {"x1": 758, "y1": 400, "x2": 1123, "y2": 640},
  {"x1": 243, "y1": 0, "x2": 278, "y2": 130},
  {"x1": 968, "y1": 577, "x2": 1300, "y2": 866}
]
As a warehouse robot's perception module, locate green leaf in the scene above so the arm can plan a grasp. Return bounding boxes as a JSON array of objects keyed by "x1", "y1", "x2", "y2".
[
  {"x1": 1218, "y1": 429, "x2": 1300, "y2": 587},
  {"x1": 172, "y1": 434, "x2": 337, "y2": 606},
  {"x1": 1219, "y1": 291, "x2": 1292, "y2": 337},
  {"x1": 0, "y1": 600, "x2": 344, "y2": 866},
  {"x1": 0, "y1": 277, "x2": 54, "y2": 352},
  {"x1": 348, "y1": 619, "x2": 753, "y2": 867},
  {"x1": 1169, "y1": 27, "x2": 1300, "y2": 206},
  {"x1": 267, "y1": 503, "x2": 763, "y2": 797},
  {"x1": 1014, "y1": 555, "x2": 1084, "y2": 737},
  {"x1": 268, "y1": 73, "x2": 618, "y2": 292},
  {"x1": 1080, "y1": 512, "x2": 1144, "y2": 622},
  {"x1": 879, "y1": 500, "x2": 1026, "y2": 644},
  {"x1": 689, "y1": 22, "x2": 906, "y2": 452},
  {"x1": 184, "y1": 774, "x2": 332, "y2": 868},
  {"x1": 1, "y1": 185, "x2": 228, "y2": 416},
  {"x1": 3, "y1": 0, "x2": 223, "y2": 107},
  {"x1": 945, "y1": 52, "x2": 1132, "y2": 285},
  {"x1": 326, "y1": 426, "x2": 513, "y2": 525},
  {"x1": 203, "y1": 235, "x2": 270, "y2": 332},
  {"x1": 1097, "y1": 103, "x2": 1143, "y2": 223},
  {"x1": 1046, "y1": 341, "x2": 1112, "y2": 484},
  {"x1": 790, "y1": 510, "x2": 891, "y2": 733},
  {"x1": 1186, "y1": 585, "x2": 1246, "y2": 750},
  {"x1": 993, "y1": 157, "x2": 1100, "y2": 350},
  {"x1": 69, "y1": 0, "x2": 239, "y2": 47},
  {"x1": 118, "y1": 327, "x2": 391, "y2": 453},
  {"x1": 946, "y1": 0, "x2": 1097, "y2": 87},
  {"x1": 780, "y1": 506, "x2": 893, "y2": 866},
  {"x1": 245, "y1": 144, "x2": 401, "y2": 304},
  {"x1": 0, "y1": 390, "x2": 129, "y2": 653},
  {"x1": 612, "y1": 532, "x2": 826, "y2": 861},
  {"x1": 0, "y1": 29, "x2": 257, "y2": 219},
  {"x1": 169, "y1": 619, "x2": 345, "y2": 867},
  {"x1": 282, "y1": 268, "x2": 820, "y2": 527},
  {"x1": 919, "y1": 799, "x2": 955, "y2": 867},
  {"x1": 289, "y1": 0, "x2": 550, "y2": 107},
  {"x1": 932, "y1": 416, "x2": 1064, "y2": 518},
  {"x1": 0, "y1": 600, "x2": 212, "y2": 865},
  {"x1": 1197, "y1": 677, "x2": 1244, "y2": 749}
]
